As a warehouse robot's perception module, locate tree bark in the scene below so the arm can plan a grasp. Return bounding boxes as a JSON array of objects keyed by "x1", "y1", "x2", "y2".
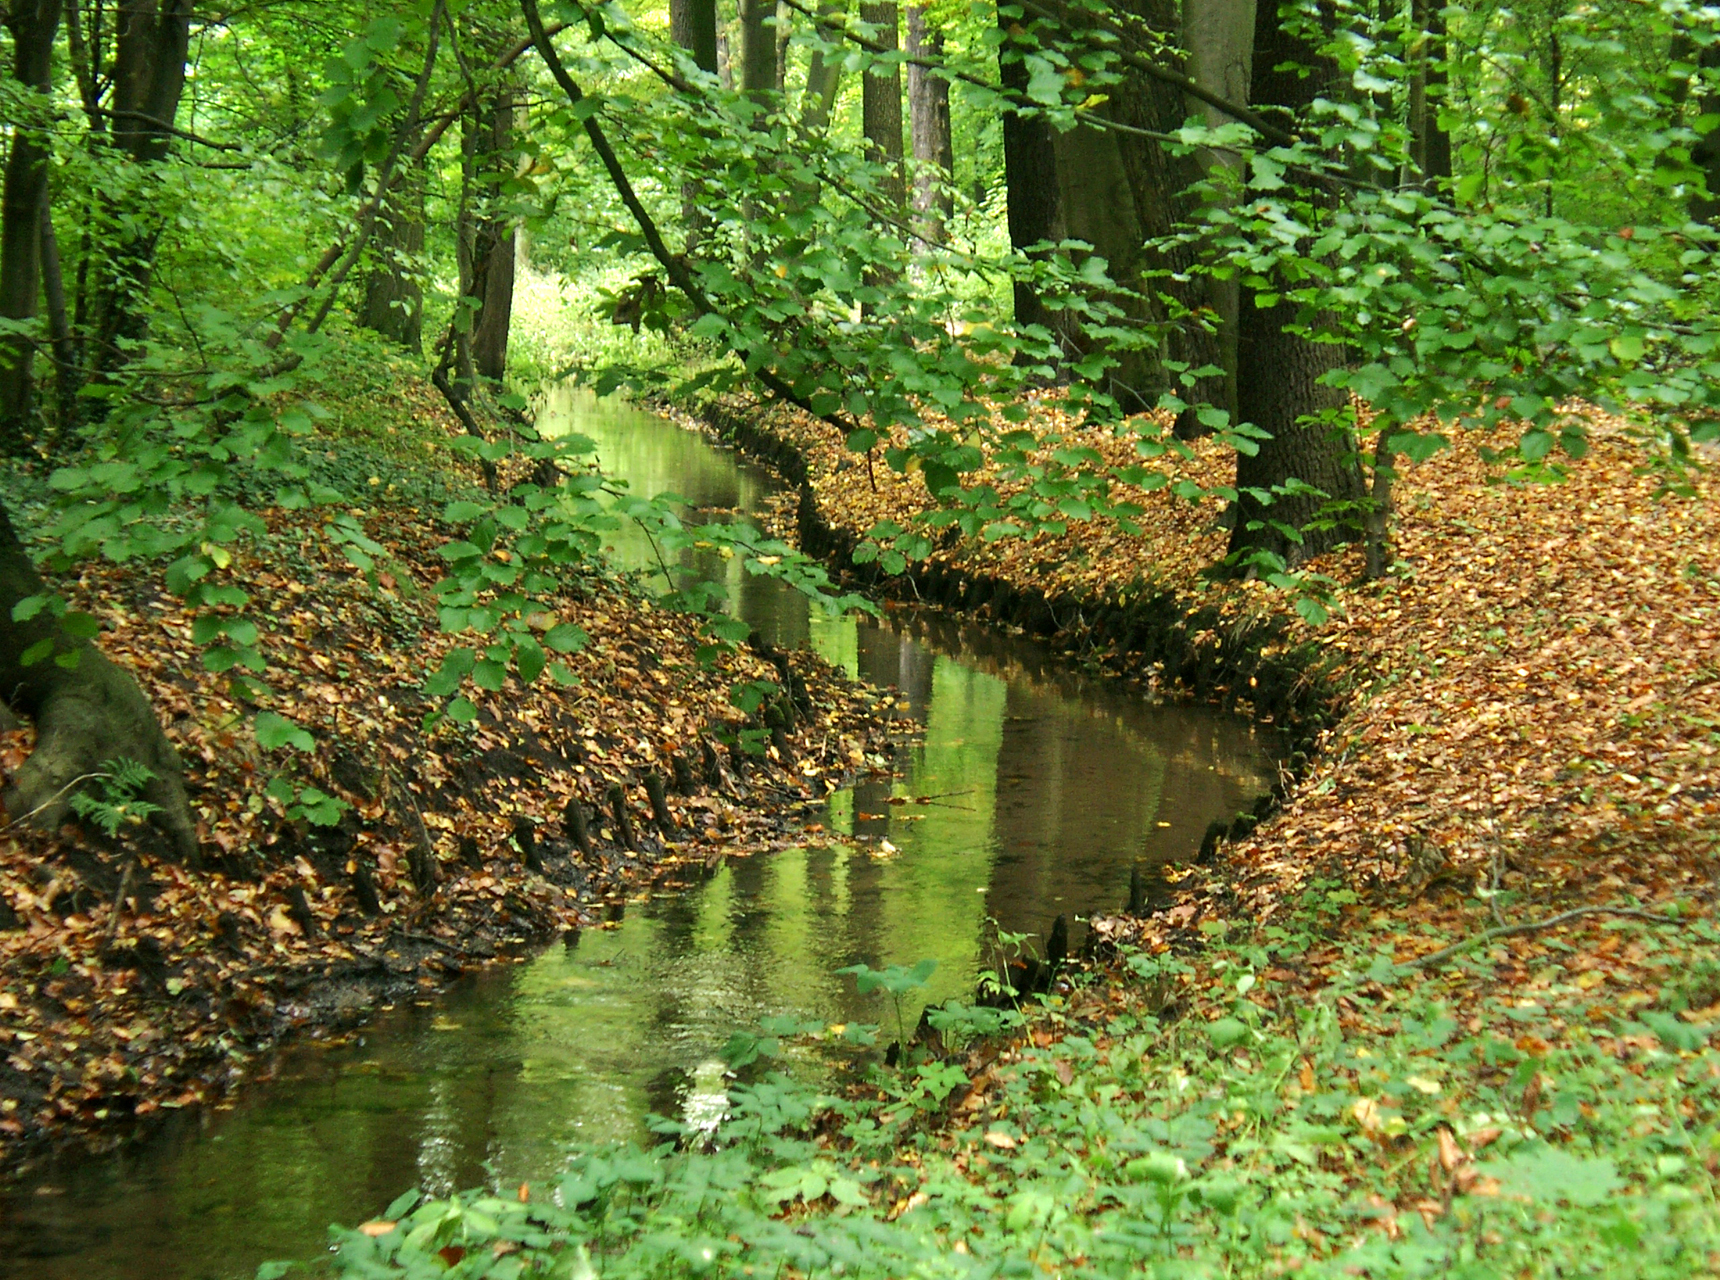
[
  {"x1": 358, "y1": 150, "x2": 427, "y2": 352},
  {"x1": 670, "y1": 0, "x2": 720, "y2": 73},
  {"x1": 998, "y1": 4, "x2": 1064, "y2": 337},
  {"x1": 38, "y1": 201, "x2": 76, "y2": 432},
  {"x1": 0, "y1": 0, "x2": 63, "y2": 455},
  {"x1": 801, "y1": 0, "x2": 846, "y2": 130},
  {"x1": 471, "y1": 85, "x2": 518, "y2": 386},
  {"x1": 906, "y1": 4, "x2": 953, "y2": 243},
  {"x1": 860, "y1": 0, "x2": 906, "y2": 209},
  {"x1": 89, "y1": 0, "x2": 195, "y2": 380},
  {"x1": 1228, "y1": 0, "x2": 1364, "y2": 566},
  {"x1": 739, "y1": 0, "x2": 778, "y2": 100},
  {"x1": 1409, "y1": 0, "x2": 1451, "y2": 186},
  {"x1": 1180, "y1": 0, "x2": 1255, "y2": 428},
  {"x1": 0, "y1": 498, "x2": 197, "y2": 860}
]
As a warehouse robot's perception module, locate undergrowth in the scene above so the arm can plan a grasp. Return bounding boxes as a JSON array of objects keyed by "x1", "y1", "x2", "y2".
[{"x1": 279, "y1": 888, "x2": 1720, "y2": 1279}]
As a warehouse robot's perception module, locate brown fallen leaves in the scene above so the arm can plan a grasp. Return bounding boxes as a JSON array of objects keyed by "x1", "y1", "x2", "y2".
[
  {"x1": 0, "y1": 392, "x2": 907, "y2": 1168},
  {"x1": 707, "y1": 391, "x2": 1720, "y2": 1033}
]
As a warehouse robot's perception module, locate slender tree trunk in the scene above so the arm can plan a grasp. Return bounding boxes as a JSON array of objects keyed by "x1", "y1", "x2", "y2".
[
  {"x1": 470, "y1": 84, "x2": 517, "y2": 384},
  {"x1": 739, "y1": 0, "x2": 777, "y2": 100},
  {"x1": 801, "y1": 0, "x2": 846, "y2": 130},
  {"x1": 1228, "y1": 0, "x2": 1364, "y2": 566},
  {"x1": 0, "y1": 0, "x2": 63, "y2": 454},
  {"x1": 359, "y1": 148, "x2": 426, "y2": 352},
  {"x1": 1410, "y1": 0, "x2": 1451, "y2": 185},
  {"x1": 39, "y1": 201, "x2": 76, "y2": 432},
  {"x1": 860, "y1": 1, "x2": 906, "y2": 209},
  {"x1": 905, "y1": 4, "x2": 953, "y2": 243},
  {"x1": 1691, "y1": 43, "x2": 1720, "y2": 224},
  {"x1": 1180, "y1": 0, "x2": 1254, "y2": 430},
  {"x1": 775, "y1": 0, "x2": 791, "y2": 91},
  {"x1": 0, "y1": 497, "x2": 197, "y2": 861},
  {"x1": 90, "y1": 0, "x2": 195, "y2": 380}
]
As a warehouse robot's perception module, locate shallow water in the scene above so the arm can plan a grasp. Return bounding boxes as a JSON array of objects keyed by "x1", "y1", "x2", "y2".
[{"x1": 0, "y1": 390, "x2": 1275, "y2": 1279}]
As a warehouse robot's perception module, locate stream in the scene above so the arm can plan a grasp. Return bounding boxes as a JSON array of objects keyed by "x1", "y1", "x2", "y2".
[{"x1": 0, "y1": 389, "x2": 1276, "y2": 1279}]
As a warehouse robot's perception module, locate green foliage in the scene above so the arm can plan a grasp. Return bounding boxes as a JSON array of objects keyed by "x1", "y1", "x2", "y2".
[
  {"x1": 66, "y1": 758, "x2": 160, "y2": 837},
  {"x1": 300, "y1": 916, "x2": 1720, "y2": 1279}
]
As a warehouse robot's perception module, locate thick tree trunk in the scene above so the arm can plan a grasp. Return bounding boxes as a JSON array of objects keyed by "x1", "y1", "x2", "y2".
[
  {"x1": 860, "y1": 1, "x2": 906, "y2": 209},
  {"x1": 1228, "y1": 0, "x2": 1364, "y2": 565},
  {"x1": 0, "y1": 0, "x2": 63, "y2": 455},
  {"x1": 90, "y1": 0, "x2": 195, "y2": 380},
  {"x1": 0, "y1": 500, "x2": 197, "y2": 860},
  {"x1": 906, "y1": 4, "x2": 953, "y2": 243},
  {"x1": 358, "y1": 151, "x2": 426, "y2": 352},
  {"x1": 670, "y1": 0, "x2": 720, "y2": 73},
  {"x1": 998, "y1": 5, "x2": 1064, "y2": 338}
]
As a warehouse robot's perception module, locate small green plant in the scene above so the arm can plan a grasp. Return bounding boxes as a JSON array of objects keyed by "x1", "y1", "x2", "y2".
[
  {"x1": 835, "y1": 958, "x2": 936, "y2": 1051},
  {"x1": 68, "y1": 758, "x2": 160, "y2": 837}
]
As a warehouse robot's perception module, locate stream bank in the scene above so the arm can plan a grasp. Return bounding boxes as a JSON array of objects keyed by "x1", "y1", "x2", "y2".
[
  {"x1": 0, "y1": 381, "x2": 898, "y2": 1177},
  {"x1": 0, "y1": 388, "x2": 1276, "y2": 1279}
]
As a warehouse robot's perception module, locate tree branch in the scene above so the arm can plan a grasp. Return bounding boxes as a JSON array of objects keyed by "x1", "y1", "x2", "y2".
[{"x1": 1398, "y1": 904, "x2": 1685, "y2": 972}]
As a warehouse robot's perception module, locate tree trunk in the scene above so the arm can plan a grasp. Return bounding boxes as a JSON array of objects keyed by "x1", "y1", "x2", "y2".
[
  {"x1": 89, "y1": 0, "x2": 195, "y2": 380},
  {"x1": 997, "y1": 4, "x2": 1063, "y2": 338},
  {"x1": 1692, "y1": 42, "x2": 1720, "y2": 224},
  {"x1": 1409, "y1": 0, "x2": 1451, "y2": 186},
  {"x1": 739, "y1": 0, "x2": 777, "y2": 100},
  {"x1": 906, "y1": 4, "x2": 953, "y2": 243},
  {"x1": 671, "y1": 0, "x2": 720, "y2": 73},
  {"x1": 471, "y1": 85, "x2": 518, "y2": 387},
  {"x1": 0, "y1": 0, "x2": 63, "y2": 455},
  {"x1": 860, "y1": 1, "x2": 906, "y2": 210},
  {"x1": 0, "y1": 499, "x2": 197, "y2": 860},
  {"x1": 1180, "y1": 0, "x2": 1255, "y2": 428},
  {"x1": 358, "y1": 150, "x2": 426, "y2": 353},
  {"x1": 801, "y1": 0, "x2": 846, "y2": 130},
  {"x1": 1228, "y1": 0, "x2": 1364, "y2": 566},
  {"x1": 38, "y1": 201, "x2": 76, "y2": 433}
]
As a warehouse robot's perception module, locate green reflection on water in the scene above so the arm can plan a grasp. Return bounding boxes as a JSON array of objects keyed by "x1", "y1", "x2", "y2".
[{"x1": 0, "y1": 390, "x2": 1276, "y2": 1280}]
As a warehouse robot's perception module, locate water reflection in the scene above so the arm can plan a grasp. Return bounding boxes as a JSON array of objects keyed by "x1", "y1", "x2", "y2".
[{"x1": 0, "y1": 390, "x2": 1274, "y2": 1280}]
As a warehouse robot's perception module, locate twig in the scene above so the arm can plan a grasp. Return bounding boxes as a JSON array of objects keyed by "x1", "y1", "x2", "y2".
[
  {"x1": 102, "y1": 856, "x2": 138, "y2": 946},
  {"x1": 1399, "y1": 905, "x2": 1685, "y2": 972},
  {"x1": 0, "y1": 770, "x2": 112, "y2": 831}
]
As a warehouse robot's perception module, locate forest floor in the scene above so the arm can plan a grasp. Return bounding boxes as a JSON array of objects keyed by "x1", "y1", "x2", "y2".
[
  {"x1": 649, "y1": 392, "x2": 1720, "y2": 1270},
  {"x1": 0, "y1": 373, "x2": 904, "y2": 1172}
]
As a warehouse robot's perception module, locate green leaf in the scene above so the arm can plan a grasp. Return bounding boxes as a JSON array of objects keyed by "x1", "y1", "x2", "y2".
[
  {"x1": 255, "y1": 711, "x2": 315, "y2": 753},
  {"x1": 544, "y1": 623, "x2": 588, "y2": 653}
]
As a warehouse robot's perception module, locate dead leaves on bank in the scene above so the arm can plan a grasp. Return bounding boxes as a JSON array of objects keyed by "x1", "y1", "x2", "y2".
[{"x1": 0, "y1": 403, "x2": 904, "y2": 1163}]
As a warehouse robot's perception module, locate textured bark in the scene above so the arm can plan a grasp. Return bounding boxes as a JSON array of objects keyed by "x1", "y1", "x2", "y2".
[
  {"x1": 906, "y1": 4, "x2": 953, "y2": 242},
  {"x1": 1180, "y1": 0, "x2": 1255, "y2": 428},
  {"x1": 0, "y1": 499, "x2": 197, "y2": 860},
  {"x1": 464, "y1": 82, "x2": 518, "y2": 386},
  {"x1": 739, "y1": 0, "x2": 777, "y2": 99},
  {"x1": 358, "y1": 152, "x2": 426, "y2": 352},
  {"x1": 89, "y1": 0, "x2": 195, "y2": 379},
  {"x1": 0, "y1": 0, "x2": 63, "y2": 454},
  {"x1": 801, "y1": 0, "x2": 846, "y2": 130},
  {"x1": 860, "y1": 1, "x2": 906, "y2": 209},
  {"x1": 1409, "y1": 0, "x2": 1451, "y2": 185},
  {"x1": 1228, "y1": 0, "x2": 1364, "y2": 565},
  {"x1": 998, "y1": 4, "x2": 1064, "y2": 337},
  {"x1": 670, "y1": 0, "x2": 720, "y2": 73}
]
